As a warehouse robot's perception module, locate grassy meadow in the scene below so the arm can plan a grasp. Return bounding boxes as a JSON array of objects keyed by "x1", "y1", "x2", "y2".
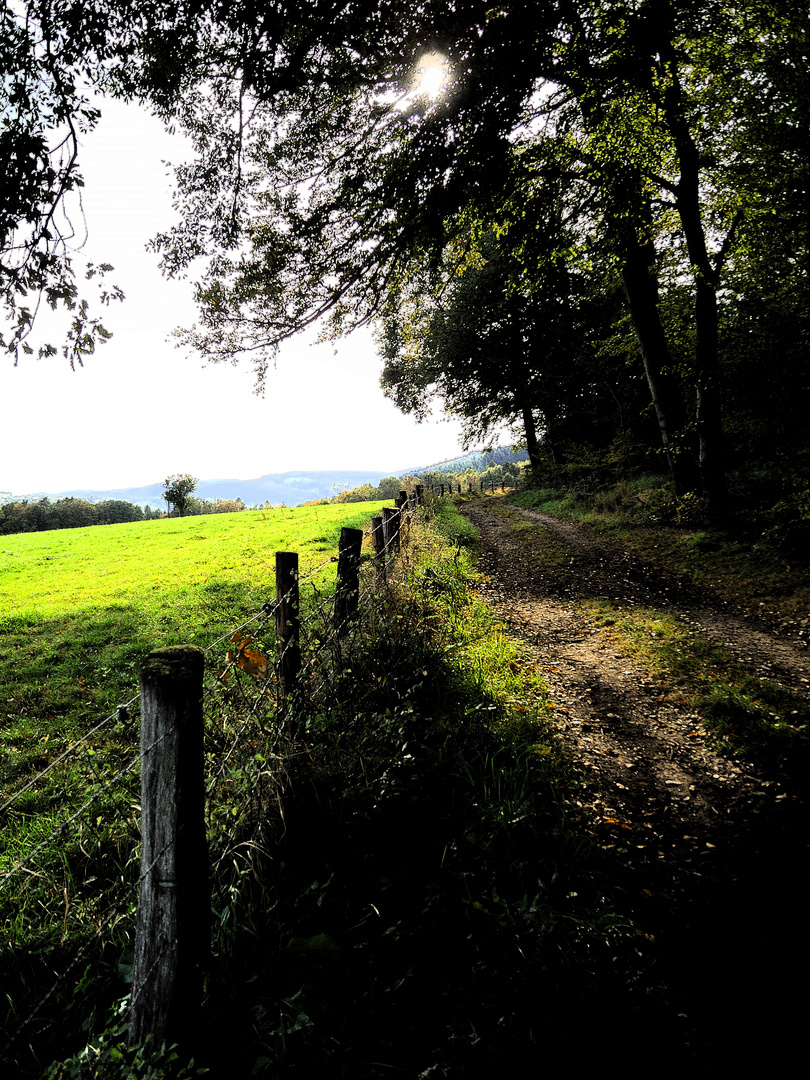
[
  {"x1": 0, "y1": 501, "x2": 388, "y2": 783},
  {"x1": 1, "y1": 500, "x2": 394, "y2": 1071}
]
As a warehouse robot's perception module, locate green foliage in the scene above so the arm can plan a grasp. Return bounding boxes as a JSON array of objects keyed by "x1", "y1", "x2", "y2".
[
  {"x1": 162, "y1": 474, "x2": 198, "y2": 517},
  {"x1": 759, "y1": 489, "x2": 810, "y2": 562},
  {"x1": 138, "y1": 1, "x2": 806, "y2": 508},
  {"x1": 43, "y1": 1002, "x2": 206, "y2": 1079},
  {"x1": 331, "y1": 482, "x2": 377, "y2": 503},
  {"x1": 0, "y1": 497, "x2": 150, "y2": 536},
  {"x1": 6, "y1": 3, "x2": 806, "y2": 511}
]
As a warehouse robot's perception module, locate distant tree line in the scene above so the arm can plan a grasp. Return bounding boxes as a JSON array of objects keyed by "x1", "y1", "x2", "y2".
[
  {"x1": 414, "y1": 461, "x2": 523, "y2": 493},
  {"x1": 0, "y1": 496, "x2": 246, "y2": 536},
  {"x1": 419, "y1": 448, "x2": 528, "y2": 477},
  {"x1": 332, "y1": 454, "x2": 524, "y2": 504},
  {"x1": 183, "y1": 497, "x2": 246, "y2": 517}
]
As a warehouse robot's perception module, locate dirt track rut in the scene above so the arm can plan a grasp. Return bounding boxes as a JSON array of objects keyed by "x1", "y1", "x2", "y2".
[{"x1": 459, "y1": 497, "x2": 809, "y2": 1072}]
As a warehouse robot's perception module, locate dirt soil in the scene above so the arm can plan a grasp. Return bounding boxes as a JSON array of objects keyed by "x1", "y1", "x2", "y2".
[{"x1": 460, "y1": 497, "x2": 809, "y2": 1074}]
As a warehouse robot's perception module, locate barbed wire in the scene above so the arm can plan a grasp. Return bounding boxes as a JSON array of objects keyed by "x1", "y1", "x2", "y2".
[
  {"x1": 0, "y1": 752, "x2": 141, "y2": 893},
  {"x1": 1, "y1": 500, "x2": 428, "y2": 1074},
  {"x1": 0, "y1": 692, "x2": 140, "y2": 818},
  {"x1": 0, "y1": 904, "x2": 133, "y2": 1060},
  {"x1": 2, "y1": 827, "x2": 184, "y2": 1061}
]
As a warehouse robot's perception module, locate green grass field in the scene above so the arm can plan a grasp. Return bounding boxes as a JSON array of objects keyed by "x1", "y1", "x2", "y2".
[
  {"x1": 0, "y1": 501, "x2": 388, "y2": 820},
  {"x1": 1, "y1": 500, "x2": 394, "y2": 1071}
]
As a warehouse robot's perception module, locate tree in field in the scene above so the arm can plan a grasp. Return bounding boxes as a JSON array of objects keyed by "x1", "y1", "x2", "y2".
[{"x1": 162, "y1": 474, "x2": 197, "y2": 517}]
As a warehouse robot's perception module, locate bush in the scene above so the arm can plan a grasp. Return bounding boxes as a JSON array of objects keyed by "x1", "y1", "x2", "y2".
[
  {"x1": 759, "y1": 488, "x2": 810, "y2": 561},
  {"x1": 44, "y1": 1004, "x2": 206, "y2": 1080}
]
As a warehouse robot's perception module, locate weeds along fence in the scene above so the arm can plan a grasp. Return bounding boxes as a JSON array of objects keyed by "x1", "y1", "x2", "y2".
[{"x1": 0, "y1": 490, "x2": 422, "y2": 1074}]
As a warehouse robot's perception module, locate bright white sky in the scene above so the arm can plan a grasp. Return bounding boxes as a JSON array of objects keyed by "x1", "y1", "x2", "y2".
[{"x1": 0, "y1": 98, "x2": 466, "y2": 496}]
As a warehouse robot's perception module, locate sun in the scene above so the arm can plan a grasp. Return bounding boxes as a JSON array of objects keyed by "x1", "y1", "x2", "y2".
[{"x1": 416, "y1": 53, "x2": 448, "y2": 99}]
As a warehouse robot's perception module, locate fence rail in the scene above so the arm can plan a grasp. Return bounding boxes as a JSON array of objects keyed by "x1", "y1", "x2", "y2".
[{"x1": 0, "y1": 491, "x2": 431, "y2": 1072}]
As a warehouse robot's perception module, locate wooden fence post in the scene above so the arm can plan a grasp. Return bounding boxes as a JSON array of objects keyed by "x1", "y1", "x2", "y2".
[
  {"x1": 415, "y1": 484, "x2": 424, "y2": 506},
  {"x1": 131, "y1": 646, "x2": 208, "y2": 1053},
  {"x1": 371, "y1": 515, "x2": 385, "y2": 581},
  {"x1": 275, "y1": 551, "x2": 301, "y2": 702},
  {"x1": 334, "y1": 526, "x2": 363, "y2": 632},
  {"x1": 382, "y1": 506, "x2": 400, "y2": 556},
  {"x1": 395, "y1": 492, "x2": 408, "y2": 544}
]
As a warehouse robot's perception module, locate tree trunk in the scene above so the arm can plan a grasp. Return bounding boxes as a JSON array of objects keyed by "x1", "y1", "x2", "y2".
[
  {"x1": 521, "y1": 402, "x2": 543, "y2": 474},
  {"x1": 661, "y1": 45, "x2": 727, "y2": 516},
  {"x1": 619, "y1": 234, "x2": 684, "y2": 491}
]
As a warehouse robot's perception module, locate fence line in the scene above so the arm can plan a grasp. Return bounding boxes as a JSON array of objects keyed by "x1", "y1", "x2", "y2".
[{"x1": 1, "y1": 491, "x2": 429, "y2": 1071}]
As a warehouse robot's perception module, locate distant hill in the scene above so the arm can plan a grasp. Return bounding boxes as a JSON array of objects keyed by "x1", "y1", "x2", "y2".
[
  {"x1": 3, "y1": 446, "x2": 526, "y2": 509},
  {"x1": 402, "y1": 446, "x2": 529, "y2": 477},
  {"x1": 5, "y1": 470, "x2": 393, "y2": 510}
]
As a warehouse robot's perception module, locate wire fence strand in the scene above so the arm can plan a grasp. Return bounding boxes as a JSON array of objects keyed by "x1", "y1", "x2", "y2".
[{"x1": 1, "y1": 498, "x2": 426, "y2": 1074}]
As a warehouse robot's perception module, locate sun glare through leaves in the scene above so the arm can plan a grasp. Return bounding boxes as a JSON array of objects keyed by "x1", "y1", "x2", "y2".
[{"x1": 416, "y1": 53, "x2": 448, "y2": 99}]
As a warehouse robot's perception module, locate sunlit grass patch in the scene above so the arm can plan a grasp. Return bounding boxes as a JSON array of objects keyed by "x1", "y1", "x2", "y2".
[
  {"x1": 0, "y1": 503, "x2": 389, "y2": 903},
  {"x1": 581, "y1": 600, "x2": 810, "y2": 769}
]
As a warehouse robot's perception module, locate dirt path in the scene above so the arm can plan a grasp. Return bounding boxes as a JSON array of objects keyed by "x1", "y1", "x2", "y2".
[{"x1": 460, "y1": 497, "x2": 809, "y2": 1072}]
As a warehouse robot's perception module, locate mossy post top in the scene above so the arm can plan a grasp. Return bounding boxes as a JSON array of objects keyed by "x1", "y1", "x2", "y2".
[{"x1": 140, "y1": 645, "x2": 205, "y2": 683}]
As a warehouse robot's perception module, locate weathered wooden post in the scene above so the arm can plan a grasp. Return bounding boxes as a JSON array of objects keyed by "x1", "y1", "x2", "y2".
[
  {"x1": 334, "y1": 526, "x2": 363, "y2": 632},
  {"x1": 371, "y1": 515, "x2": 385, "y2": 581},
  {"x1": 440, "y1": 484, "x2": 445, "y2": 498},
  {"x1": 131, "y1": 646, "x2": 208, "y2": 1053},
  {"x1": 395, "y1": 491, "x2": 408, "y2": 545},
  {"x1": 415, "y1": 484, "x2": 424, "y2": 506},
  {"x1": 408, "y1": 490, "x2": 417, "y2": 512},
  {"x1": 382, "y1": 506, "x2": 400, "y2": 556},
  {"x1": 275, "y1": 551, "x2": 301, "y2": 701}
]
